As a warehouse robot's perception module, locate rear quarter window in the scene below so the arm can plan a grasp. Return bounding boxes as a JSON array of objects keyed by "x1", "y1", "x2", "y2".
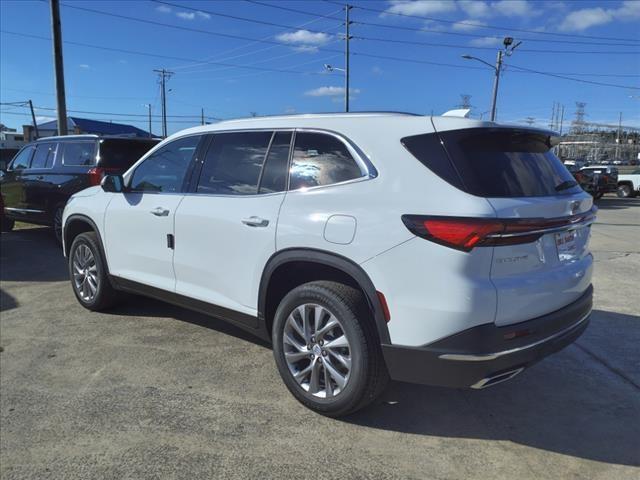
[{"x1": 62, "y1": 141, "x2": 97, "y2": 166}]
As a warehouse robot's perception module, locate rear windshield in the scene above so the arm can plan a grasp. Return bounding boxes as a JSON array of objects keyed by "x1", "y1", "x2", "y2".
[
  {"x1": 99, "y1": 139, "x2": 159, "y2": 169},
  {"x1": 402, "y1": 128, "x2": 581, "y2": 197}
]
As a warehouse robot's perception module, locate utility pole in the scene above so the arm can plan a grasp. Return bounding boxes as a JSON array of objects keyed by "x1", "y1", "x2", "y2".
[
  {"x1": 50, "y1": 0, "x2": 68, "y2": 136},
  {"x1": 144, "y1": 104, "x2": 152, "y2": 138},
  {"x1": 559, "y1": 104, "x2": 565, "y2": 135},
  {"x1": 154, "y1": 68, "x2": 173, "y2": 138},
  {"x1": 489, "y1": 49, "x2": 503, "y2": 122},
  {"x1": 201, "y1": 108, "x2": 205, "y2": 126},
  {"x1": 616, "y1": 112, "x2": 622, "y2": 159},
  {"x1": 28, "y1": 100, "x2": 39, "y2": 139},
  {"x1": 344, "y1": 4, "x2": 352, "y2": 113}
]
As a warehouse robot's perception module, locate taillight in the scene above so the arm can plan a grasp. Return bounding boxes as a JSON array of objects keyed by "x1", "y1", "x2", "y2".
[
  {"x1": 402, "y1": 208, "x2": 596, "y2": 252},
  {"x1": 87, "y1": 167, "x2": 106, "y2": 186}
]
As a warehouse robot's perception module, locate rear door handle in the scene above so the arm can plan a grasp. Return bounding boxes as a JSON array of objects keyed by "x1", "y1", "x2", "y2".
[
  {"x1": 150, "y1": 207, "x2": 170, "y2": 217},
  {"x1": 241, "y1": 216, "x2": 269, "y2": 227}
]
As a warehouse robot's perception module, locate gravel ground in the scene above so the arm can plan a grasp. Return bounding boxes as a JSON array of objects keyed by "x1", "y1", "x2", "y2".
[{"x1": 1, "y1": 195, "x2": 639, "y2": 480}]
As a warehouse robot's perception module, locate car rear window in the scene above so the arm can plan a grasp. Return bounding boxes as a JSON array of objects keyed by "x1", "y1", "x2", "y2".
[
  {"x1": 99, "y1": 139, "x2": 159, "y2": 169},
  {"x1": 402, "y1": 128, "x2": 581, "y2": 197}
]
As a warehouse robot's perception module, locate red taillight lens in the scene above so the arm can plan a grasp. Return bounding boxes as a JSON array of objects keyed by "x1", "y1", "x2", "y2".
[
  {"x1": 87, "y1": 167, "x2": 106, "y2": 186},
  {"x1": 402, "y1": 208, "x2": 596, "y2": 252},
  {"x1": 421, "y1": 218, "x2": 504, "y2": 250}
]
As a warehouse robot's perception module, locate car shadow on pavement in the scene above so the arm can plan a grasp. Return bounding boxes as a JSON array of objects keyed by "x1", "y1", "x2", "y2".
[
  {"x1": 0, "y1": 288, "x2": 18, "y2": 311},
  {"x1": 595, "y1": 197, "x2": 639, "y2": 210},
  {"x1": 0, "y1": 227, "x2": 67, "y2": 282},
  {"x1": 344, "y1": 309, "x2": 640, "y2": 468},
  {"x1": 107, "y1": 295, "x2": 271, "y2": 349}
]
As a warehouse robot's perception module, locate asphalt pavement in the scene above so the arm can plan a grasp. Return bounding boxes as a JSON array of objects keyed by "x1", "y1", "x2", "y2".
[{"x1": 1, "y1": 196, "x2": 639, "y2": 479}]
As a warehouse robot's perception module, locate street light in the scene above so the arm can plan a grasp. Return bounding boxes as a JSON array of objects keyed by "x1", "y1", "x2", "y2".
[
  {"x1": 462, "y1": 37, "x2": 522, "y2": 122},
  {"x1": 324, "y1": 64, "x2": 345, "y2": 73}
]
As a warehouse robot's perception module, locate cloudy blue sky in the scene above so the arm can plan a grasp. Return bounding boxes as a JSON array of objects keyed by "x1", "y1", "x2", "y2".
[{"x1": 1, "y1": 0, "x2": 639, "y2": 135}]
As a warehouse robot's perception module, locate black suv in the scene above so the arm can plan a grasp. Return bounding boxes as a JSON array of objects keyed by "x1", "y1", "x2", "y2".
[{"x1": 0, "y1": 135, "x2": 158, "y2": 239}]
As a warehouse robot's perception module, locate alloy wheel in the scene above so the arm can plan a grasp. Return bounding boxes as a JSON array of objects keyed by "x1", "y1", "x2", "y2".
[
  {"x1": 283, "y1": 303, "x2": 352, "y2": 398},
  {"x1": 72, "y1": 244, "x2": 98, "y2": 302}
]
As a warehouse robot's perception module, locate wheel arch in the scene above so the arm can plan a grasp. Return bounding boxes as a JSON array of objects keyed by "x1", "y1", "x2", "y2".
[
  {"x1": 258, "y1": 248, "x2": 391, "y2": 345},
  {"x1": 63, "y1": 214, "x2": 111, "y2": 277}
]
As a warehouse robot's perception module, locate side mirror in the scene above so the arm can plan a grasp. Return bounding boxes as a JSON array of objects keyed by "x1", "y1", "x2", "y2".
[{"x1": 101, "y1": 174, "x2": 124, "y2": 193}]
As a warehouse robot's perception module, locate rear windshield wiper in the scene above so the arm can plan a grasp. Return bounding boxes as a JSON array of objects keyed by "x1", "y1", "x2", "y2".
[{"x1": 555, "y1": 180, "x2": 578, "y2": 191}]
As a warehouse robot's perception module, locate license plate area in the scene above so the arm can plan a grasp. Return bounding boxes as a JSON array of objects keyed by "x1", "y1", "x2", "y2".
[{"x1": 555, "y1": 229, "x2": 579, "y2": 262}]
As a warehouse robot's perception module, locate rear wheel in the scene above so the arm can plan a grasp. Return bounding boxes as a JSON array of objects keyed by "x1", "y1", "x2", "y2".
[
  {"x1": 272, "y1": 281, "x2": 388, "y2": 417},
  {"x1": 617, "y1": 184, "x2": 634, "y2": 198},
  {"x1": 593, "y1": 192, "x2": 604, "y2": 199},
  {"x1": 69, "y1": 232, "x2": 121, "y2": 311}
]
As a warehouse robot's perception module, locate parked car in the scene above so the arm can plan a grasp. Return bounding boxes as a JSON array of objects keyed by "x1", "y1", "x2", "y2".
[
  {"x1": 62, "y1": 113, "x2": 595, "y2": 416},
  {"x1": 0, "y1": 135, "x2": 159, "y2": 239},
  {"x1": 580, "y1": 165, "x2": 619, "y2": 198},
  {"x1": 617, "y1": 168, "x2": 640, "y2": 198}
]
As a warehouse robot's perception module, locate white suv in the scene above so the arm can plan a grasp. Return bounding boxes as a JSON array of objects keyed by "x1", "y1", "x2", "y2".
[{"x1": 63, "y1": 113, "x2": 595, "y2": 416}]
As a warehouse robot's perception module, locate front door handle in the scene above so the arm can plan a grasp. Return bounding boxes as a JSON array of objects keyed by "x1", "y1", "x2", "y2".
[
  {"x1": 150, "y1": 207, "x2": 170, "y2": 217},
  {"x1": 241, "y1": 216, "x2": 269, "y2": 227}
]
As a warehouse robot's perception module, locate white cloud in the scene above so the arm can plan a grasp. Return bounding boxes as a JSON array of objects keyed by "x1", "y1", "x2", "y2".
[
  {"x1": 176, "y1": 11, "x2": 196, "y2": 20},
  {"x1": 469, "y1": 36, "x2": 502, "y2": 47},
  {"x1": 452, "y1": 19, "x2": 487, "y2": 31},
  {"x1": 558, "y1": 1, "x2": 640, "y2": 31},
  {"x1": 458, "y1": 1, "x2": 491, "y2": 17},
  {"x1": 196, "y1": 11, "x2": 211, "y2": 20},
  {"x1": 79, "y1": 64, "x2": 90, "y2": 69},
  {"x1": 559, "y1": 7, "x2": 611, "y2": 31},
  {"x1": 156, "y1": 5, "x2": 171, "y2": 14},
  {"x1": 491, "y1": 0, "x2": 533, "y2": 17},
  {"x1": 276, "y1": 30, "x2": 331, "y2": 46},
  {"x1": 371, "y1": 65, "x2": 384, "y2": 75},
  {"x1": 305, "y1": 86, "x2": 361, "y2": 97},
  {"x1": 292, "y1": 45, "x2": 320, "y2": 53},
  {"x1": 384, "y1": 0, "x2": 457, "y2": 16}
]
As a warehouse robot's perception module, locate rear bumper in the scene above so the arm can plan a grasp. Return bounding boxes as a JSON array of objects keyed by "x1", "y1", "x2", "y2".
[{"x1": 381, "y1": 285, "x2": 592, "y2": 388}]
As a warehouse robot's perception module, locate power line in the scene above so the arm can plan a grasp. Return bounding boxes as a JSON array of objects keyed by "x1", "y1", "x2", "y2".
[
  {"x1": 327, "y1": 0, "x2": 640, "y2": 43},
  {"x1": 4, "y1": 29, "x2": 638, "y2": 89},
  {"x1": 507, "y1": 65, "x2": 640, "y2": 90},
  {"x1": 0, "y1": 31, "x2": 329, "y2": 76},
  {"x1": 0, "y1": 102, "x2": 220, "y2": 119},
  {"x1": 354, "y1": 34, "x2": 640, "y2": 55},
  {"x1": 244, "y1": 0, "x2": 343, "y2": 21},
  {"x1": 0, "y1": 110, "x2": 211, "y2": 124},
  {"x1": 152, "y1": 0, "x2": 341, "y2": 33},
  {"x1": 254, "y1": 0, "x2": 640, "y2": 47}
]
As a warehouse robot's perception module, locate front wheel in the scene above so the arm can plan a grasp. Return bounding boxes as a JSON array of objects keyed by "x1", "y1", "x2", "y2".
[
  {"x1": 69, "y1": 232, "x2": 121, "y2": 311},
  {"x1": 272, "y1": 281, "x2": 388, "y2": 417}
]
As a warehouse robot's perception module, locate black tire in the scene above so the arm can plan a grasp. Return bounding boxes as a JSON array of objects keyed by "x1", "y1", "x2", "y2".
[
  {"x1": 68, "y1": 231, "x2": 121, "y2": 311},
  {"x1": 1, "y1": 217, "x2": 14, "y2": 232},
  {"x1": 53, "y1": 206, "x2": 64, "y2": 244},
  {"x1": 593, "y1": 192, "x2": 604, "y2": 199},
  {"x1": 617, "y1": 184, "x2": 634, "y2": 198},
  {"x1": 272, "y1": 281, "x2": 388, "y2": 417}
]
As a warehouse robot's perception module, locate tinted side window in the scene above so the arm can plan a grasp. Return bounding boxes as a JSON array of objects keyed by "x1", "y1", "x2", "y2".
[
  {"x1": 9, "y1": 145, "x2": 35, "y2": 170},
  {"x1": 63, "y1": 142, "x2": 96, "y2": 166},
  {"x1": 259, "y1": 131, "x2": 291, "y2": 193},
  {"x1": 30, "y1": 143, "x2": 58, "y2": 169},
  {"x1": 289, "y1": 132, "x2": 362, "y2": 190},
  {"x1": 99, "y1": 139, "x2": 159, "y2": 169},
  {"x1": 197, "y1": 131, "x2": 272, "y2": 195},
  {"x1": 130, "y1": 135, "x2": 200, "y2": 192}
]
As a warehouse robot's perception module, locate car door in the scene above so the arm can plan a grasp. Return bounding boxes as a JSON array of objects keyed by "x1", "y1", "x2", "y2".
[
  {"x1": 104, "y1": 134, "x2": 202, "y2": 292},
  {"x1": 1, "y1": 145, "x2": 35, "y2": 221},
  {"x1": 173, "y1": 130, "x2": 291, "y2": 323},
  {"x1": 23, "y1": 141, "x2": 59, "y2": 223}
]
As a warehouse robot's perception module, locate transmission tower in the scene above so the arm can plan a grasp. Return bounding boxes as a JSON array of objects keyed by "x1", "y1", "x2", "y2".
[
  {"x1": 525, "y1": 117, "x2": 536, "y2": 126},
  {"x1": 458, "y1": 94, "x2": 472, "y2": 109},
  {"x1": 572, "y1": 102, "x2": 587, "y2": 134}
]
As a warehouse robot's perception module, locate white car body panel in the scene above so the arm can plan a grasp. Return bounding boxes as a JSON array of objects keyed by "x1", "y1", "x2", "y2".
[
  {"x1": 173, "y1": 192, "x2": 285, "y2": 315},
  {"x1": 104, "y1": 192, "x2": 185, "y2": 292}
]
